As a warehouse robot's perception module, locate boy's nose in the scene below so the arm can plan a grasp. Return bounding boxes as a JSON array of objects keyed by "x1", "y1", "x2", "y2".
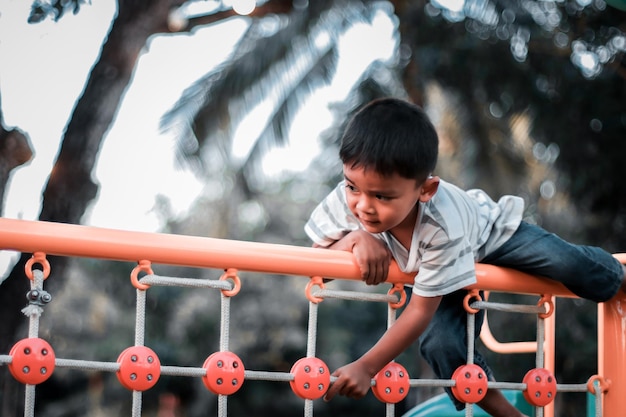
[{"x1": 356, "y1": 196, "x2": 375, "y2": 213}]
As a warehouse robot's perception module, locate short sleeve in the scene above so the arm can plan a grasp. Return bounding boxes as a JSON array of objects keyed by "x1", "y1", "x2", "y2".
[
  {"x1": 304, "y1": 182, "x2": 362, "y2": 247},
  {"x1": 412, "y1": 228, "x2": 477, "y2": 297}
]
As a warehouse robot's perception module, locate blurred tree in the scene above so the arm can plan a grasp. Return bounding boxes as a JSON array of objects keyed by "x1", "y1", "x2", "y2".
[
  {"x1": 165, "y1": 0, "x2": 625, "y2": 246},
  {"x1": 1, "y1": 0, "x2": 624, "y2": 415},
  {"x1": 0, "y1": 93, "x2": 33, "y2": 216},
  {"x1": 396, "y1": 0, "x2": 626, "y2": 245},
  {"x1": 0, "y1": 0, "x2": 295, "y2": 414},
  {"x1": 390, "y1": 4, "x2": 623, "y2": 412},
  {"x1": 164, "y1": 0, "x2": 624, "y2": 415}
]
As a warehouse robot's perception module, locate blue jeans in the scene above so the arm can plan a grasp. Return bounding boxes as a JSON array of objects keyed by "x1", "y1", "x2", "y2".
[{"x1": 417, "y1": 221, "x2": 623, "y2": 410}]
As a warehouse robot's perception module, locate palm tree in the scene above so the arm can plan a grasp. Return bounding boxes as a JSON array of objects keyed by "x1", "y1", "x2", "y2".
[
  {"x1": 160, "y1": 1, "x2": 403, "y2": 200},
  {"x1": 164, "y1": 0, "x2": 625, "y2": 245}
]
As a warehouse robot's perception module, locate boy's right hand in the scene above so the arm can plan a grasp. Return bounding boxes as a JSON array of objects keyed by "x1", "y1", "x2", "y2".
[
  {"x1": 328, "y1": 230, "x2": 391, "y2": 285},
  {"x1": 324, "y1": 360, "x2": 373, "y2": 401}
]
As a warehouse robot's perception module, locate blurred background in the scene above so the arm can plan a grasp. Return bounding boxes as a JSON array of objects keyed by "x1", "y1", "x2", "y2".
[{"x1": 0, "y1": 0, "x2": 625, "y2": 415}]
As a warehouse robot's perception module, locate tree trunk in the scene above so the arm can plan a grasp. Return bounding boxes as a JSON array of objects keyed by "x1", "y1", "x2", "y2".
[
  {"x1": 0, "y1": 1, "x2": 296, "y2": 413},
  {"x1": 0, "y1": 126, "x2": 33, "y2": 217},
  {"x1": 0, "y1": 1, "x2": 183, "y2": 414},
  {"x1": 0, "y1": 99, "x2": 34, "y2": 417}
]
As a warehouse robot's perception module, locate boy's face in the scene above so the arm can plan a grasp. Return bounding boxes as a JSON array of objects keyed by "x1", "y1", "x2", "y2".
[{"x1": 343, "y1": 164, "x2": 436, "y2": 235}]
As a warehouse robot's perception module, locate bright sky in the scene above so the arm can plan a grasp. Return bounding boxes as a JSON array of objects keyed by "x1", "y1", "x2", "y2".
[{"x1": 0, "y1": 1, "x2": 395, "y2": 276}]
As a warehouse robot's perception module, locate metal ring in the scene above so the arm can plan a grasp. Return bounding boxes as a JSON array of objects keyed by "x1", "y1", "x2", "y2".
[
  {"x1": 130, "y1": 260, "x2": 153, "y2": 290},
  {"x1": 25, "y1": 252, "x2": 50, "y2": 281},
  {"x1": 463, "y1": 289, "x2": 482, "y2": 314},
  {"x1": 220, "y1": 268, "x2": 241, "y2": 297},
  {"x1": 305, "y1": 276, "x2": 326, "y2": 304},
  {"x1": 387, "y1": 283, "x2": 407, "y2": 309}
]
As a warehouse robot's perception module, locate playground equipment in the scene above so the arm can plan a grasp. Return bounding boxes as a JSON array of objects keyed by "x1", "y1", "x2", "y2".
[{"x1": 0, "y1": 217, "x2": 624, "y2": 416}]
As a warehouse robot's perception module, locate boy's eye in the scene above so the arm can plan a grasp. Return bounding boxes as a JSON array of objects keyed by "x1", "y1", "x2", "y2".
[
  {"x1": 375, "y1": 194, "x2": 390, "y2": 201},
  {"x1": 346, "y1": 184, "x2": 357, "y2": 192}
]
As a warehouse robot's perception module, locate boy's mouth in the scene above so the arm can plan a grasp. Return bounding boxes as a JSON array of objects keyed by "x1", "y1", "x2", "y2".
[{"x1": 359, "y1": 217, "x2": 380, "y2": 227}]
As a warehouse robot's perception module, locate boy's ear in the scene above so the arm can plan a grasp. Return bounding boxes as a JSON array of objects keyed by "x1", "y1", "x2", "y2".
[{"x1": 419, "y1": 176, "x2": 440, "y2": 202}]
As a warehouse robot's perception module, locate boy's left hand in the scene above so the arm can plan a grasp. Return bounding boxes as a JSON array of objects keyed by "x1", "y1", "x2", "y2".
[
  {"x1": 350, "y1": 231, "x2": 391, "y2": 285},
  {"x1": 324, "y1": 361, "x2": 373, "y2": 401},
  {"x1": 318, "y1": 230, "x2": 390, "y2": 285}
]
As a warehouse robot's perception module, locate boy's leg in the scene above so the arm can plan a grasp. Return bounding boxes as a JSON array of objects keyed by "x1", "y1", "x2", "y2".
[
  {"x1": 481, "y1": 221, "x2": 624, "y2": 302},
  {"x1": 418, "y1": 292, "x2": 529, "y2": 416},
  {"x1": 418, "y1": 291, "x2": 488, "y2": 409}
]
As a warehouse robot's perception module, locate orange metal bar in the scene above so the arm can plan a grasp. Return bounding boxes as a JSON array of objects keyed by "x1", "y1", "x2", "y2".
[
  {"x1": 543, "y1": 296, "x2": 556, "y2": 417},
  {"x1": 0, "y1": 218, "x2": 407, "y2": 282},
  {"x1": 1, "y1": 218, "x2": 623, "y2": 416},
  {"x1": 598, "y1": 253, "x2": 626, "y2": 417},
  {"x1": 0, "y1": 218, "x2": 578, "y2": 297},
  {"x1": 479, "y1": 293, "x2": 556, "y2": 355},
  {"x1": 480, "y1": 315, "x2": 543, "y2": 354},
  {"x1": 470, "y1": 263, "x2": 576, "y2": 298}
]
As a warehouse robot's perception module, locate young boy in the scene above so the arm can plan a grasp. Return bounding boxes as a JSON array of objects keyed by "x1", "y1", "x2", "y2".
[{"x1": 304, "y1": 98, "x2": 625, "y2": 416}]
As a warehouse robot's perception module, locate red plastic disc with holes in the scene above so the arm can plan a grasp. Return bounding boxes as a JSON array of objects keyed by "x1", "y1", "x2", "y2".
[
  {"x1": 116, "y1": 346, "x2": 161, "y2": 391},
  {"x1": 372, "y1": 362, "x2": 410, "y2": 404},
  {"x1": 289, "y1": 357, "x2": 330, "y2": 400},
  {"x1": 8, "y1": 338, "x2": 55, "y2": 385},
  {"x1": 523, "y1": 368, "x2": 557, "y2": 406},
  {"x1": 451, "y1": 364, "x2": 488, "y2": 404},
  {"x1": 202, "y1": 351, "x2": 245, "y2": 395}
]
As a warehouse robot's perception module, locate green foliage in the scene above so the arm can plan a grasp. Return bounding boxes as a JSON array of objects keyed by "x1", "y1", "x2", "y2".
[
  {"x1": 605, "y1": 0, "x2": 626, "y2": 10},
  {"x1": 402, "y1": 0, "x2": 626, "y2": 245},
  {"x1": 28, "y1": 0, "x2": 90, "y2": 23},
  {"x1": 161, "y1": 1, "x2": 392, "y2": 181}
]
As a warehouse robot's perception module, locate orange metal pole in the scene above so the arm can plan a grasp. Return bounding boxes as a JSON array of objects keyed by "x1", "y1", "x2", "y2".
[
  {"x1": 543, "y1": 296, "x2": 556, "y2": 417},
  {"x1": 596, "y1": 253, "x2": 626, "y2": 417},
  {"x1": 0, "y1": 218, "x2": 408, "y2": 282},
  {"x1": 0, "y1": 218, "x2": 579, "y2": 297},
  {"x1": 1, "y1": 218, "x2": 623, "y2": 416},
  {"x1": 480, "y1": 314, "x2": 539, "y2": 354},
  {"x1": 470, "y1": 264, "x2": 576, "y2": 298},
  {"x1": 599, "y1": 293, "x2": 626, "y2": 416}
]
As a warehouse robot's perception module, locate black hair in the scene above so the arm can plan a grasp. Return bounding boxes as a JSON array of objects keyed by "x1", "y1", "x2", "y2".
[{"x1": 339, "y1": 98, "x2": 438, "y2": 182}]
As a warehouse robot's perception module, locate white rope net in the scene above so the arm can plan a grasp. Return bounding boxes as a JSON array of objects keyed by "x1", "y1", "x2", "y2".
[{"x1": 0, "y1": 259, "x2": 604, "y2": 417}]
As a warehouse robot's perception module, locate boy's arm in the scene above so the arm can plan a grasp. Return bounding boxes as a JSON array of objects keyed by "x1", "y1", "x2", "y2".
[
  {"x1": 324, "y1": 293, "x2": 441, "y2": 400},
  {"x1": 315, "y1": 230, "x2": 391, "y2": 285}
]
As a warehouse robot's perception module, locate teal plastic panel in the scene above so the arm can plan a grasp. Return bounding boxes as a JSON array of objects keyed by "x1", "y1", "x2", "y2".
[{"x1": 402, "y1": 390, "x2": 534, "y2": 417}]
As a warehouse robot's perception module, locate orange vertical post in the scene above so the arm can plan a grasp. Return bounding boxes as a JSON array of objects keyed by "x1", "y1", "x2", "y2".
[
  {"x1": 599, "y1": 293, "x2": 626, "y2": 417},
  {"x1": 543, "y1": 296, "x2": 556, "y2": 417},
  {"x1": 599, "y1": 254, "x2": 626, "y2": 417}
]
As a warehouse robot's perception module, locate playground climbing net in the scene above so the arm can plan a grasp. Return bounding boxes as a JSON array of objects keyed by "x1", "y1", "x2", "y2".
[{"x1": 0, "y1": 251, "x2": 612, "y2": 417}]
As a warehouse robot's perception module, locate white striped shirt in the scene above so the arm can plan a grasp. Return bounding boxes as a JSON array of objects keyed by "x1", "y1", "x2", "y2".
[{"x1": 304, "y1": 180, "x2": 524, "y2": 297}]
